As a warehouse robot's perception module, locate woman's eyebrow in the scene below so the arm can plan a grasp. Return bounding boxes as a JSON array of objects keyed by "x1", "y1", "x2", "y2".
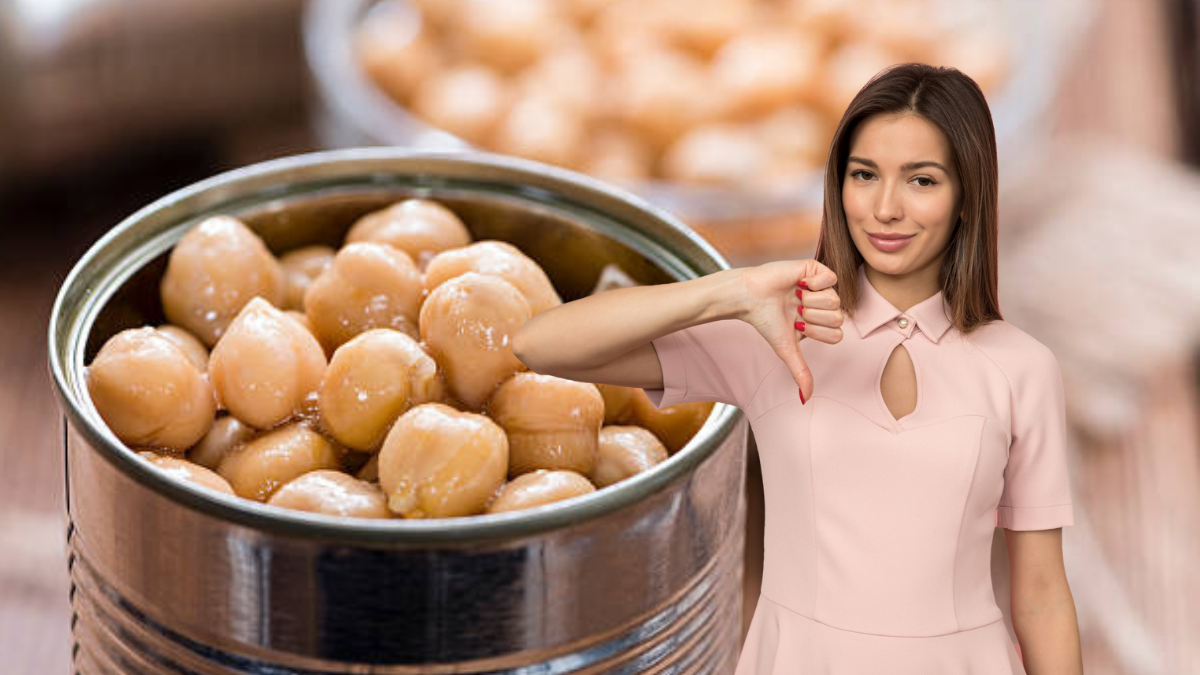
[{"x1": 847, "y1": 156, "x2": 949, "y2": 173}]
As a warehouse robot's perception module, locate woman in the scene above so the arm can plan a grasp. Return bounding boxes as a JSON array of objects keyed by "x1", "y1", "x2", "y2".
[{"x1": 513, "y1": 63, "x2": 1083, "y2": 674}]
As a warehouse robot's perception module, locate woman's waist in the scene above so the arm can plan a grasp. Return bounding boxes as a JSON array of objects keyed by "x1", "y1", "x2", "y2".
[
  {"x1": 760, "y1": 550, "x2": 1004, "y2": 638},
  {"x1": 758, "y1": 586, "x2": 1006, "y2": 639}
]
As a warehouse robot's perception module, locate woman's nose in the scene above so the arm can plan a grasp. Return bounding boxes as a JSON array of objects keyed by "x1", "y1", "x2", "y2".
[{"x1": 874, "y1": 181, "x2": 904, "y2": 223}]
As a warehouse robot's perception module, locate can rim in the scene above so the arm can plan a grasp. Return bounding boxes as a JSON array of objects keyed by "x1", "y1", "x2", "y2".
[{"x1": 48, "y1": 147, "x2": 744, "y2": 544}]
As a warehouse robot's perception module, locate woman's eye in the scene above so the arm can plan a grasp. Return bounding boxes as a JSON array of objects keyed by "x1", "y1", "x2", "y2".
[{"x1": 850, "y1": 171, "x2": 935, "y2": 186}]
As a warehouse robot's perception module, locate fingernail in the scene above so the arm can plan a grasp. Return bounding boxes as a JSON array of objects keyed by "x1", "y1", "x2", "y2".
[
  {"x1": 799, "y1": 387, "x2": 806, "y2": 404},
  {"x1": 795, "y1": 321, "x2": 805, "y2": 331},
  {"x1": 795, "y1": 288, "x2": 803, "y2": 301},
  {"x1": 797, "y1": 304, "x2": 803, "y2": 315},
  {"x1": 798, "y1": 280, "x2": 810, "y2": 290}
]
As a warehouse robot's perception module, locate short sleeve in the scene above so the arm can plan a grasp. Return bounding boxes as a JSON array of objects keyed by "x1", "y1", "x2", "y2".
[
  {"x1": 997, "y1": 347, "x2": 1075, "y2": 530},
  {"x1": 640, "y1": 319, "x2": 780, "y2": 412}
]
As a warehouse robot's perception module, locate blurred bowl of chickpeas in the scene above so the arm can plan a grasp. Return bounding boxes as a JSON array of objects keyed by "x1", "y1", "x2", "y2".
[
  {"x1": 304, "y1": 0, "x2": 1093, "y2": 261},
  {"x1": 49, "y1": 149, "x2": 749, "y2": 673}
]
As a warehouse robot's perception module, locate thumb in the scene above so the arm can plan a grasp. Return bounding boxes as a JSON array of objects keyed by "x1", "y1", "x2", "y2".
[
  {"x1": 795, "y1": 260, "x2": 838, "y2": 293},
  {"x1": 780, "y1": 336, "x2": 814, "y2": 405}
]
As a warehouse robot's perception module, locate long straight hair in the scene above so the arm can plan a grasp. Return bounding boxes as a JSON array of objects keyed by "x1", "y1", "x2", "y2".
[{"x1": 814, "y1": 62, "x2": 1002, "y2": 333}]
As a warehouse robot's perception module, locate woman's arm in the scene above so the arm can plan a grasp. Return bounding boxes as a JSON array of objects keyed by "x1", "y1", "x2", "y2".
[
  {"x1": 511, "y1": 268, "x2": 749, "y2": 390},
  {"x1": 1004, "y1": 528, "x2": 1084, "y2": 674},
  {"x1": 514, "y1": 259, "x2": 841, "y2": 402}
]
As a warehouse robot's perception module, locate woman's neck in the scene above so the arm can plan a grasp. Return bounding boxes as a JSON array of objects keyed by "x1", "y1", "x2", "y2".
[{"x1": 864, "y1": 260, "x2": 942, "y2": 312}]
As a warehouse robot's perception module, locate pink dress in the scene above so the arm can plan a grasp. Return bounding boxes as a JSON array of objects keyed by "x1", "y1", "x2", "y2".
[{"x1": 641, "y1": 263, "x2": 1074, "y2": 674}]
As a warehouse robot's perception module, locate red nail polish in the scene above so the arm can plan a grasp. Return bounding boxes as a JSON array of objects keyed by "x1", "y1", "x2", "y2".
[
  {"x1": 797, "y1": 304, "x2": 803, "y2": 314},
  {"x1": 798, "y1": 280, "x2": 810, "y2": 290},
  {"x1": 799, "y1": 387, "x2": 806, "y2": 404},
  {"x1": 795, "y1": 288, "x2": 803, "y2": 301},
  {"x1": 795, "y1": 321, "x2": 805, "y2": 331}
]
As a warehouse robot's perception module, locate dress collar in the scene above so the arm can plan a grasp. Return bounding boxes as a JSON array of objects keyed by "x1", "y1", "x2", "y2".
[{"x1": 848, "y1": 263, "x2": 953, "y2": 343}]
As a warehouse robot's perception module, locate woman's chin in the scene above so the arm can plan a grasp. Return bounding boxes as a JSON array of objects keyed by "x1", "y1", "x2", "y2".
[{"x1": 861, "y1": 251, "x2": 915, "y2": 276}]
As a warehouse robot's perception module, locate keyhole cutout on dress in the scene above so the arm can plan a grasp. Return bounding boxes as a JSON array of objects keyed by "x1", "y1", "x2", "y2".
[{"x1": 880, "y1": 343, "x2": 918, "y2": 422}]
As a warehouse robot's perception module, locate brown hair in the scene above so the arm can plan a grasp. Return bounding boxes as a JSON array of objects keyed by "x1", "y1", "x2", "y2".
[{"x1": 813, "y1": 62, "x2": 1002, "y2": 333}]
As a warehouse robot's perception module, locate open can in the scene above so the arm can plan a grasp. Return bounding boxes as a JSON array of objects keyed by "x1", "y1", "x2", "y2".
[{"x1": 48, "y1": 149, "x2": 749, "y2": 674}]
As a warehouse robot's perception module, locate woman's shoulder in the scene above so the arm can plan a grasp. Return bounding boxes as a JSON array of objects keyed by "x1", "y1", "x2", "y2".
[{"x1": 958, "y1": 318, "x2": 1060, "y2": 382}]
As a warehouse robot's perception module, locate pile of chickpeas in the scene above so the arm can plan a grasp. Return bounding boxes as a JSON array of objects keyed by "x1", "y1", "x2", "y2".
[
  {"x1": 86, "y1": 199, "x2": 714, "y2": 519},
  {"x1": 355, "y1": 0, "x2": 1009, "y2": 190}
]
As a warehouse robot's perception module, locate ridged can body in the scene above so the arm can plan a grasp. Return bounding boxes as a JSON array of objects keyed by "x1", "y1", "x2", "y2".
[{"x1": 50, "y1": 150, "x2": 749, "y2": 674}]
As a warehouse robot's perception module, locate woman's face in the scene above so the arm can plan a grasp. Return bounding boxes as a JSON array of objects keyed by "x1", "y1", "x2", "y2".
[{"x1": 842, "y1": 112, "x2": 964, "y2": 277}]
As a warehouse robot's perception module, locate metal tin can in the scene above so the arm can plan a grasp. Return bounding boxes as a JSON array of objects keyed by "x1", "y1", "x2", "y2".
[{"x1": 49, "y1": 149, "x2": 748, "y2": 674}]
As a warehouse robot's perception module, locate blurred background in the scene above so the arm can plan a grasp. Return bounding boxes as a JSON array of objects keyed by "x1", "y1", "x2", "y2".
[{"x1": 2, "y1": 0, "x2": 1198, "y2": 672}]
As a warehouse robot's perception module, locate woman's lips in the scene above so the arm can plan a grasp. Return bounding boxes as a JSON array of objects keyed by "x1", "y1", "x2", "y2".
[{"x1": 867, "y1": 232, "x2": 915, "y2": 252}]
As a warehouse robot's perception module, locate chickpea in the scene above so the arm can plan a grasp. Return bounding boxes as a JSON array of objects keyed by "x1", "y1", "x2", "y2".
[
  {"x1": 631, "y1": 391, "x2": 714, "y2": 454},
  {"x1": 781, "y1": 0, "x2": 856, "y2": 40},
  {"x1": 267, "y1": 470, "x2": 390, "y2": 519},
  {"x1": 319, "y1": 328, "x2": 445, "y2": 451},
  {"x1": 378, "y1": 403, "x2": 509, "y2": 518},
  {"x1": 582, "y1": 128, "x2": 652, "y2": 183},
  {"x1": 279, "y1": 245, "x2": 335, "y2": 311},
  {"x1": 356, "y1": 453, "x2": 380, "y2": 482},
  {"x1": 759, "y1": 156, "x2": 824, "y2": 199},
  {"x1": 816, "y1": 42, "x2": 902, "y2": 117},
  {"x1": 589, "y1": 2, "x2": 667, "y2": 70},
  {"x1": 486, "y1": 470, "x2": 596, "y2": 514},
  {"x1": 487, "y1": 372, "x2": 604, "y2": 477},
  {"x1": 515, "y1": 47, "x2": 603, "y2": 116},
  {"x1": 656, "y1": 0, "x2": 756, "y2": 56},
  {"x1": 87, "y1": 327, "x2": 216, "y2": 451},
  {"x1": 286, "y1": 310, "x2": 315, "y2": 335},
  {"x1": 561, "y1": 0, "x2": 616, "y2": 24},
  {"x1": 357, "y1": 2, "x2": 443, "y2": 102},
  {"x1": 588, "y1": 261, "x2": 640, "y2": 295},
  {"x1": 458, "y1": 0, "x2": 567, "y2": 73},
  {"x1": 217, "y1": 423, "x2": 341, "y2": 501},
  {"x1": 139, "y1": 451, "x2": 236, "y2": 495},
  {"x1": 209, "y1": 297, "x2": 328, "y2": 430},
  {"x1": 437, "y1": 395, "x2": 479, "y2": 414},
  {"x1": 188, "y1": 415, "x2": 255, "y2": 471},
  {"x1": 156, "y1": 325, "x2": 209, "y2": 371},
  {"x1": 419, "y1": 272, "x2": 530, "y2": 409},
  {"x1": 845, "y1": 1, "x2": 941, "y2": 63},
  {"x1": 710, "y1": 29, "x2": 823, "y2": 116},
  {"x1": 493, "y1": 94, "x2": 586, "y2": 169},
  {"x1": 412, "y1": 65, "x2": 510, "y2": 145},
  {"x1": 662, "y1": 123, "x2": 771, "y2": 187},
  {"x1": 423, "y1": 240, "x2": 562, "y2": 316},
  {"x1": 304, "y1": 242, "x2": 424, "y2": 353},
  {"x1": 345, "y1": 199, "x2": 472, "y2": 270},
  {"x1": 592, "y1": 426, "x2": 668, "y2": 488},
  {"x1": 610, "y1": 47, "x2": 715, "y2": 149},
  {"x1": 595, "y1": 383, "x2": 639, "y2": 425},
  {"x1": 160, "y1": 215, "x2": 286, "y2": 346},
  {"x1": 754, "y1": 105, "x2": 828, "y2": 168}
]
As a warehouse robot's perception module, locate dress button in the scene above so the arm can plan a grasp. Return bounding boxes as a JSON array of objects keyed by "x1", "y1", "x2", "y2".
[{"x1": 897, "y1": 317, "x2": 909, "y2": 329}]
